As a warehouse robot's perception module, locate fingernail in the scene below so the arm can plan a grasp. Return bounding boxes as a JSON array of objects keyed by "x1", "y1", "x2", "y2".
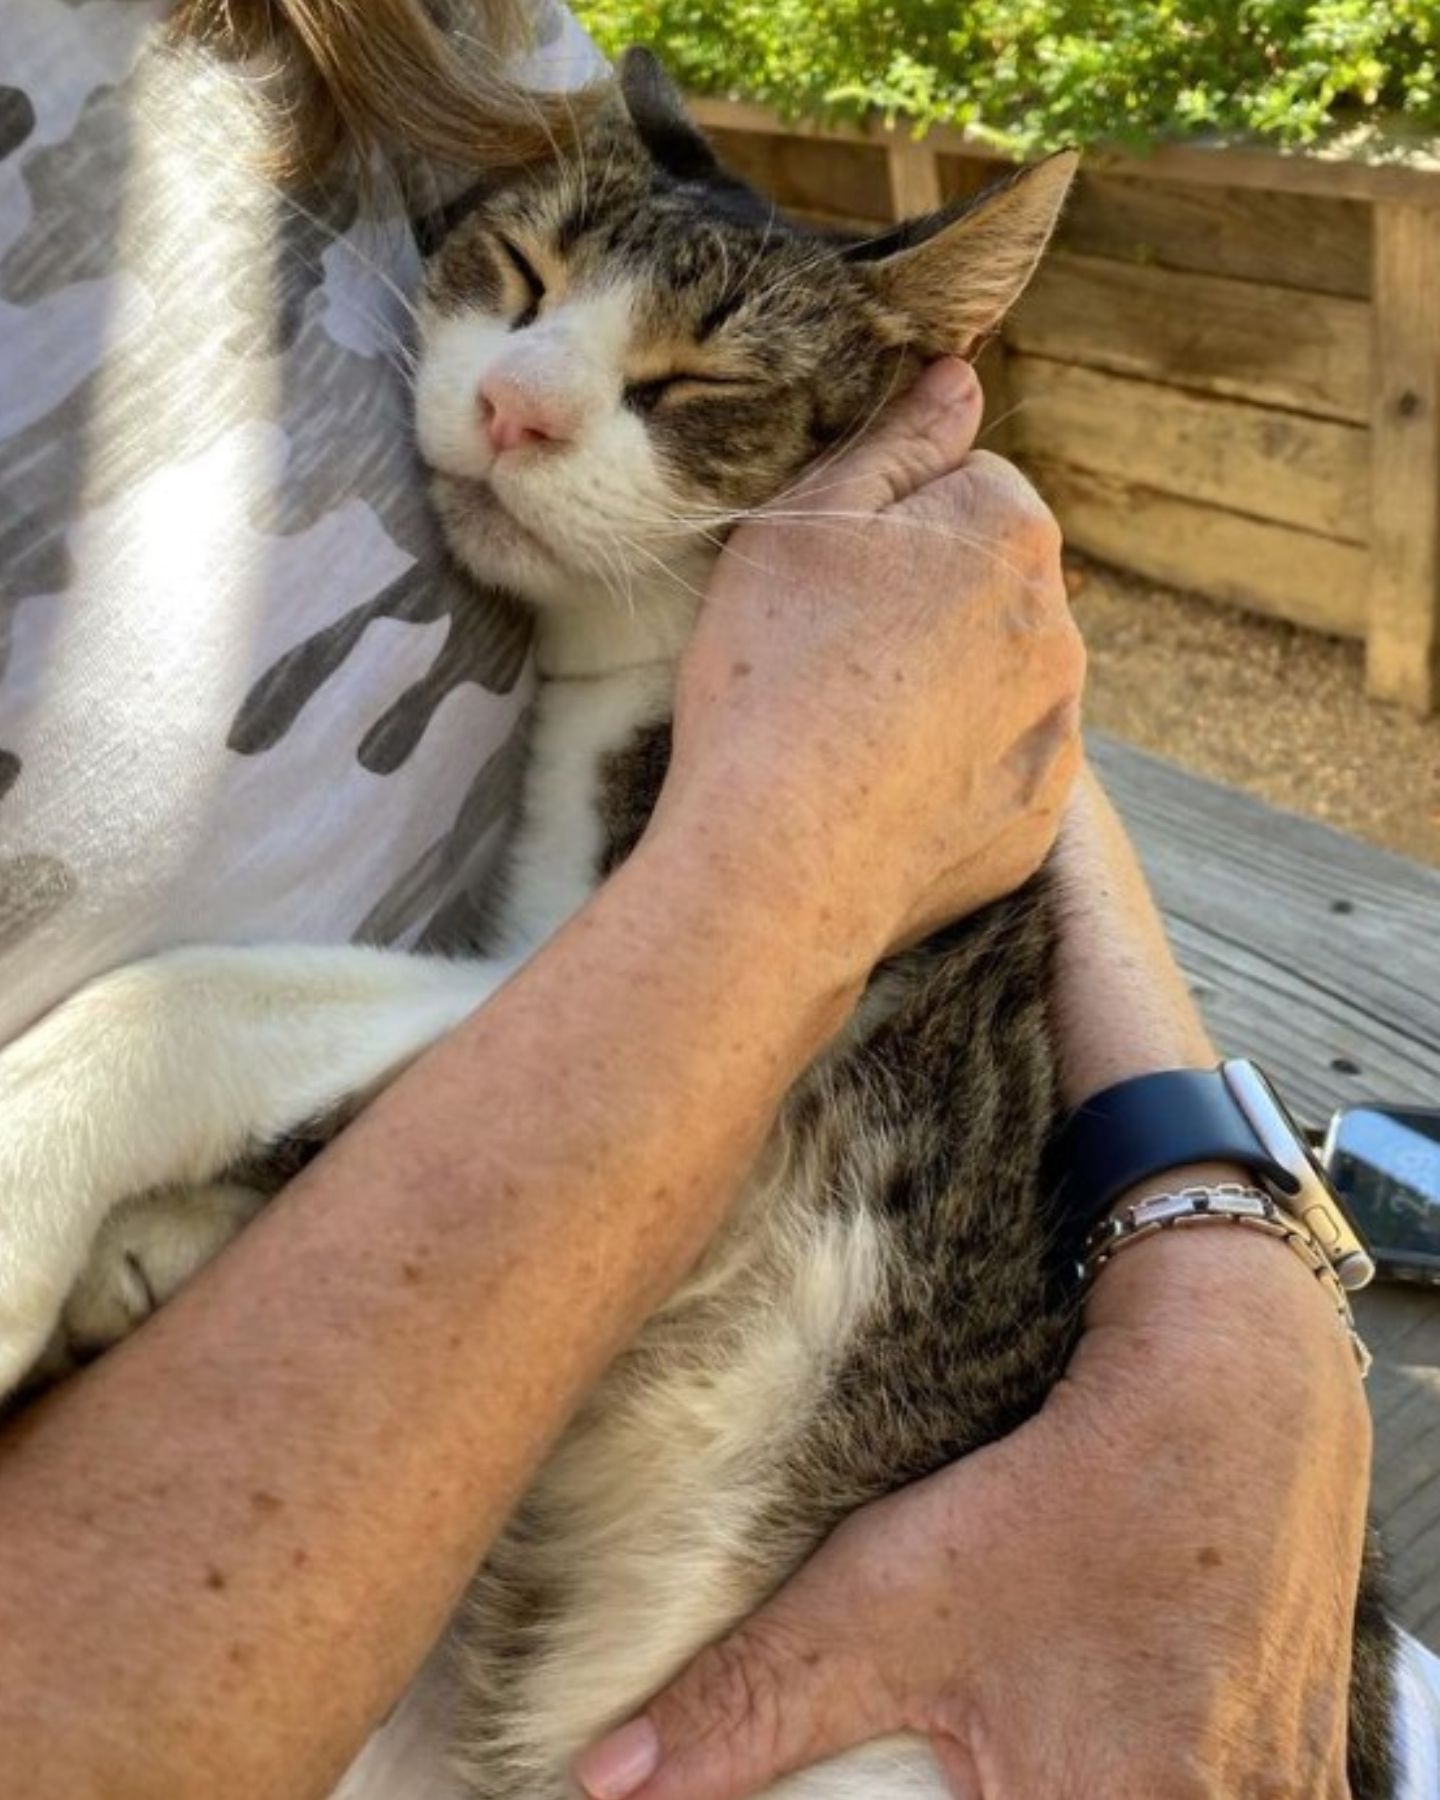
[
  {"x1": 919, "y1": 356, "x2": 978, "y2": 408},
  {"x1": 574, "y1": 1717, "x2": 661, "y2": 1800}
]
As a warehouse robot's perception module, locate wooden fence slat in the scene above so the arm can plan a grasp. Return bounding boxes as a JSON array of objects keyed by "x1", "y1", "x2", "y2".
[
  {"x1": 886, "y1": 138, "x2": 943, "y2": 217},
  {"x1": 1028, "y1": 461, "x2": 1370, "y2": 636},
  {"x1": 1009, "y1": 251, "x2": 1372, "y2": 423},
  {"x1": 705, "y1": 129, "x2": 894, "y2": 224},
  {"x1": 687, "y1": 95, "x2": 1440, "y2": 207},
  {"x1": 1367, "y1": 202, "x2": 1440, "y2": 713},
  {"x1": 1010, "y1": 356, "x2": 1370, "y2": 541},
  {"x1": 1052, "y1": 171, "x2": 1373, "y2": 299}
]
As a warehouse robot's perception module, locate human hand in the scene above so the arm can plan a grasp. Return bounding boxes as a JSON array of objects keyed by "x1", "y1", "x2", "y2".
[
  {"x1": 573, "y1": 1224, "x2": 1371, "y2": 1800},
  {"x1": 654, "y1": 359, "x2": 1084, "y2": 969}
]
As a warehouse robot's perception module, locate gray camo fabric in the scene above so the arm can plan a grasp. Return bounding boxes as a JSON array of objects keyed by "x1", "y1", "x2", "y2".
[{"x1": 0, "y1": 0, "x2": 599, "y2": 1043}]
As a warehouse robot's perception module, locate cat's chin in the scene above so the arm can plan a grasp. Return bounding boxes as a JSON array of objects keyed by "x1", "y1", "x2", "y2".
[
  {"x1": 428, "y1": 471, "x2": 574, "y2": 609},
  {"x1": 430, "y1": 470, "x2": 722, "y2": 620}
]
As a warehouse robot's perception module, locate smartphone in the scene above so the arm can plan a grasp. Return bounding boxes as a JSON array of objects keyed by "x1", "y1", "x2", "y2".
[{"x1": 1322, "y1": 1106, "x2": 1440, "y2": 1286}]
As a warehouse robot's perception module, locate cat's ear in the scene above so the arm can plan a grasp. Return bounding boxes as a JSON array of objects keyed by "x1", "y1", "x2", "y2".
[
  {"x1": 848, "y1": 151, "x2": 1077, "y2": 354},
  {"x1": 617, "y1": 47, "x2": 723, "y2": 184}
]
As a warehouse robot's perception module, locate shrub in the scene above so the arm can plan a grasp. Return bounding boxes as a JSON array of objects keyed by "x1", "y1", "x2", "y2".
[{"x1": 574, "y1": 0, "x2": 1438, "y2": 150}]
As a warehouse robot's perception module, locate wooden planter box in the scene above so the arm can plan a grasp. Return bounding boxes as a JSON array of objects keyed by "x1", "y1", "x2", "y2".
[{"x1": 691, "y1": 97, "x2": 1440, "y2": 714}]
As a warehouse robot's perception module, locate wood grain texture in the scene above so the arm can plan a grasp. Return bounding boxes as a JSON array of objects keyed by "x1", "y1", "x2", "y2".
[
  {"x1": 688, "y1": 96, "x2": 1440, "y2": 205},
  {"x1": 1095, "y1": 733, "x2": 1440, "y2": 1650},
  {"x1": 972, "y1": 335, "x2": 1017, "y2": 458},
  {"x1": 1354, "y1": 1290, "x2": 1440, "y2": 1653},
  {"x1": 1008, "y1": 251, "x2": 1373, "y2": 423},
  {"x1": 1053, "y1": 170, "x2": 1372, "y2": 298},
  {"x1": 935, "y1": 154, "x2": 1012, "y2": 208},
  {"x1": 1010, "y1": 355, "x2": 1370, "y2": 540},
  {"x1": 1027, "y1": 461, "x2": 1370, "y2": 636},
  {"x1": 705, "y1": 129, "x2": 893, "y2": 224},
  {"x1": 886, "y1": 138, "x2": 943, "y2": 217},
  {"x1": 1367, "y1": 203, "x2": 1440, "y2": 714},
  {"x1": 1093, "y1": 732, "x2": 1440, "y2": 1120}
]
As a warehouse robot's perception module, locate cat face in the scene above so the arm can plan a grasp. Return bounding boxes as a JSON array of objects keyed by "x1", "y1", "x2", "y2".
[{"x1": 415, "y1": 52, "x2": 1074, "y2": 618}]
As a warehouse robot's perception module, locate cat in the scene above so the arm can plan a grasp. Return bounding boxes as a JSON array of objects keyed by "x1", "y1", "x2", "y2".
[{"x1": 0, "y1": 50, "x2": 1396, "y2": 1798}]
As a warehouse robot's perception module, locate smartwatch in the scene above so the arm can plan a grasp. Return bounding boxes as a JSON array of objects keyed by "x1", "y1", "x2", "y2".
[{"x1": 1049, "y1": 1058, "x2": 1376, "y2": 1290}]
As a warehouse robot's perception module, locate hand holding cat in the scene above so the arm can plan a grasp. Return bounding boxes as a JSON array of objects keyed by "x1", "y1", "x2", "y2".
[
  {"x1": 576, "y1": 765, "x2": 1373, "y2": 1800},
  {"x1": 574, "y1": 1216, "x2": 1368, "y2": 1800},
  {"x1": 658, "y1": 357, "x2": 1085, "y2": 968}
]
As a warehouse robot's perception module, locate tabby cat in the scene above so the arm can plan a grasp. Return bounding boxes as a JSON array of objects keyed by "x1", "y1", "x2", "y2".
[{"x1": 0, "y1": 51, "x2": 1395, "y2": 1798}]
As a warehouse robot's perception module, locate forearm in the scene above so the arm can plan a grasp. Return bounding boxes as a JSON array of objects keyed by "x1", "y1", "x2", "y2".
[
  {"x1": 1051, "y1": 763, "x2": 1214, "y2": 1105},
  {"x1": 0, "y1": 823, "x2": 864, "y2": 1800},
  {"x1": 1053, "y1": 765, "x2": 1366, "y2": 1390}
]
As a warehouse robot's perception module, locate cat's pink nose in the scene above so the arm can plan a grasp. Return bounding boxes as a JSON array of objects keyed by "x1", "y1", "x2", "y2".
[{"x1": 478, "y1": 374, "x2": 570, "y2": 453}]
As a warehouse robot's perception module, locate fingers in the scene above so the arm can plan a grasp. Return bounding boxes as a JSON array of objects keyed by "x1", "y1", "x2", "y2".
[
  {"x1": 572, "y1": 1611, "x2": 879, "y2": 1800},
  {"x1": 784, "y1": 357, "x2": 985, "y2": 518}
]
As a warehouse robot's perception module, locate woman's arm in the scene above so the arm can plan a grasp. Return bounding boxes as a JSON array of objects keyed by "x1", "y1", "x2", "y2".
[
  {"x1": 584, "y1": 764, "x2": 1369, "y2": 1800},
  {"x1": 0, "y1": 361, "x2": 1083, "y2": 1800}
]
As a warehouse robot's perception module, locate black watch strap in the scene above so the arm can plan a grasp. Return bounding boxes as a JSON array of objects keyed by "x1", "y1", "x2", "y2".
[{"x1": 1048, "y1": 1067, "x2": 1296, "y2": 1228}]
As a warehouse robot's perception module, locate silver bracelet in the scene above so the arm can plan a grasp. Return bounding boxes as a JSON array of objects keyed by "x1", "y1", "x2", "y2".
[{"x1": 1078, "y1": 1183, "x2": 1373, "y2": 1378}]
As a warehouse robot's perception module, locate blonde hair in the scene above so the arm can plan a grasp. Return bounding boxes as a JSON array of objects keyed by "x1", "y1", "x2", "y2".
[{"x1": 170, "y1": 0, "x2": 606, "y2": 183}]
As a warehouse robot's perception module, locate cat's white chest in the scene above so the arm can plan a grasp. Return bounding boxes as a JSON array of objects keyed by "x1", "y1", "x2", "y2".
[{"x1": 495, "y1": 664, "x2": 674, "y2": 955}]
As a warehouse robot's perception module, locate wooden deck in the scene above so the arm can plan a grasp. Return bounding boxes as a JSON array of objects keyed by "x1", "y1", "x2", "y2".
[{"x1": 1094, "y1": 732, "x2": 1440, "y2": 1650}]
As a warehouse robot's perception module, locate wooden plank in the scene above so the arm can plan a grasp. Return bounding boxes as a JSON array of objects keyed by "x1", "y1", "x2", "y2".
[
  {"x1": 781, "y1": 207, "x2": 893, "y2": 238},
  {"x1": 1089, "y1": 130, "x2": 1440, "y2": 210},
  {"x1": 971, "y1": 335, "x2": 1017, "y2": 457},
  {"x1": 935, "y1": 155, "x2": 1012, "y2": 208},
  {"x1": 1008, "y1": 251, "x2": 1373, "y2": 424},
  {"x1": 689, "y1": 96, "x2": 1440, "y2": 207},
  {"x1": 1346, "y1": 1293, "x2": 1440, "y2": 1649},
  {"x1": 1158, "y1": 917, "x2": 1439, "y2": 1123},
  {"x1": 886, "y1": 137, "x2": 943, "y2": 218},
  {"x1": 1091, "y1": 731, "x2": 1440, "y2": 1118},
  {"x1": 1028, "y1": 461, "x2": 1370, "y2": 637},
  {"x1": 1050, "y1": 170, "x2": 1372, "y2": 299},
  {"x1": 1094, "y1": 733, "x2": 1440, "y2": 1649},
  {"x1": 705, "y1": 129, "x2": 893, "y2": 224},
  {"x1": 1367, "y1": 203, "x2": 1440, "y2": 714},
  {"x1": 1010, "y1": 356, "x2": 1370, "y2": 541}
]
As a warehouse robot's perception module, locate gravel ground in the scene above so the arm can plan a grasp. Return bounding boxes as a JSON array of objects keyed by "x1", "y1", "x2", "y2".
[{"x1": 1071, "y1": 558, "x2": 1440, "y2": 871}]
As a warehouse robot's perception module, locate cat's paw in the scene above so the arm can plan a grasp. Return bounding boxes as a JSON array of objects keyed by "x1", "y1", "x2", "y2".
[
  {"x1": 0, "y1": 1280, "x2": 76, "y2": 1400},
  {"x1": 58, "y1": 1183, "x2": 266, "y2": 1366}
]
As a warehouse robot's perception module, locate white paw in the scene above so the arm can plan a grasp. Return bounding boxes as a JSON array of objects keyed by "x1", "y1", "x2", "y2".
[
  {"x1": 0, "y1": 1281, "x2": 77, "y2": 1401},
  {"x1": 59, "y1": 1183, "x2": 266, "y2": 1366}
]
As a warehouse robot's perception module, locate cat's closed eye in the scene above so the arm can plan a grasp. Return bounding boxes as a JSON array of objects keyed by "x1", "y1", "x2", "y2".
[
  {"x1": 623, "y1": 373, "x2": 753, "y2": 415},
  {"x1": 496, "y1": 236, "x2": 545, "y2": 330}
]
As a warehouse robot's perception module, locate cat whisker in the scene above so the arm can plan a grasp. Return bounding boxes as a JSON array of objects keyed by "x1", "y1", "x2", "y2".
[
  {"x1": 976, "y1": 398, "x2": 1033, "y2": 444},
  {"x1": 717, "y1": 198, "x2": 782, "y2": 322},
  {"x1": 728, "y1": 510, "x2": 1038, "y2": 584},
  {"x1": 622, "y1": 498, "x2": 1033, "y2": 589},
  {"x1": 604, "y1": 531, "x2": 711, "y2": 607}
]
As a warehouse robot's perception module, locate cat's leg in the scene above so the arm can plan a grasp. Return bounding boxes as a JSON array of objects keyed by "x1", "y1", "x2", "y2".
[{"x1": 0, "y1": 943, "x2": 513, "y2": 1394}]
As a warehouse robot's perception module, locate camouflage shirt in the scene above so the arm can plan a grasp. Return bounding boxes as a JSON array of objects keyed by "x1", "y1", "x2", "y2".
[{"x1": 0, "y1": 0, "x2": 602, "y2": 1045}]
